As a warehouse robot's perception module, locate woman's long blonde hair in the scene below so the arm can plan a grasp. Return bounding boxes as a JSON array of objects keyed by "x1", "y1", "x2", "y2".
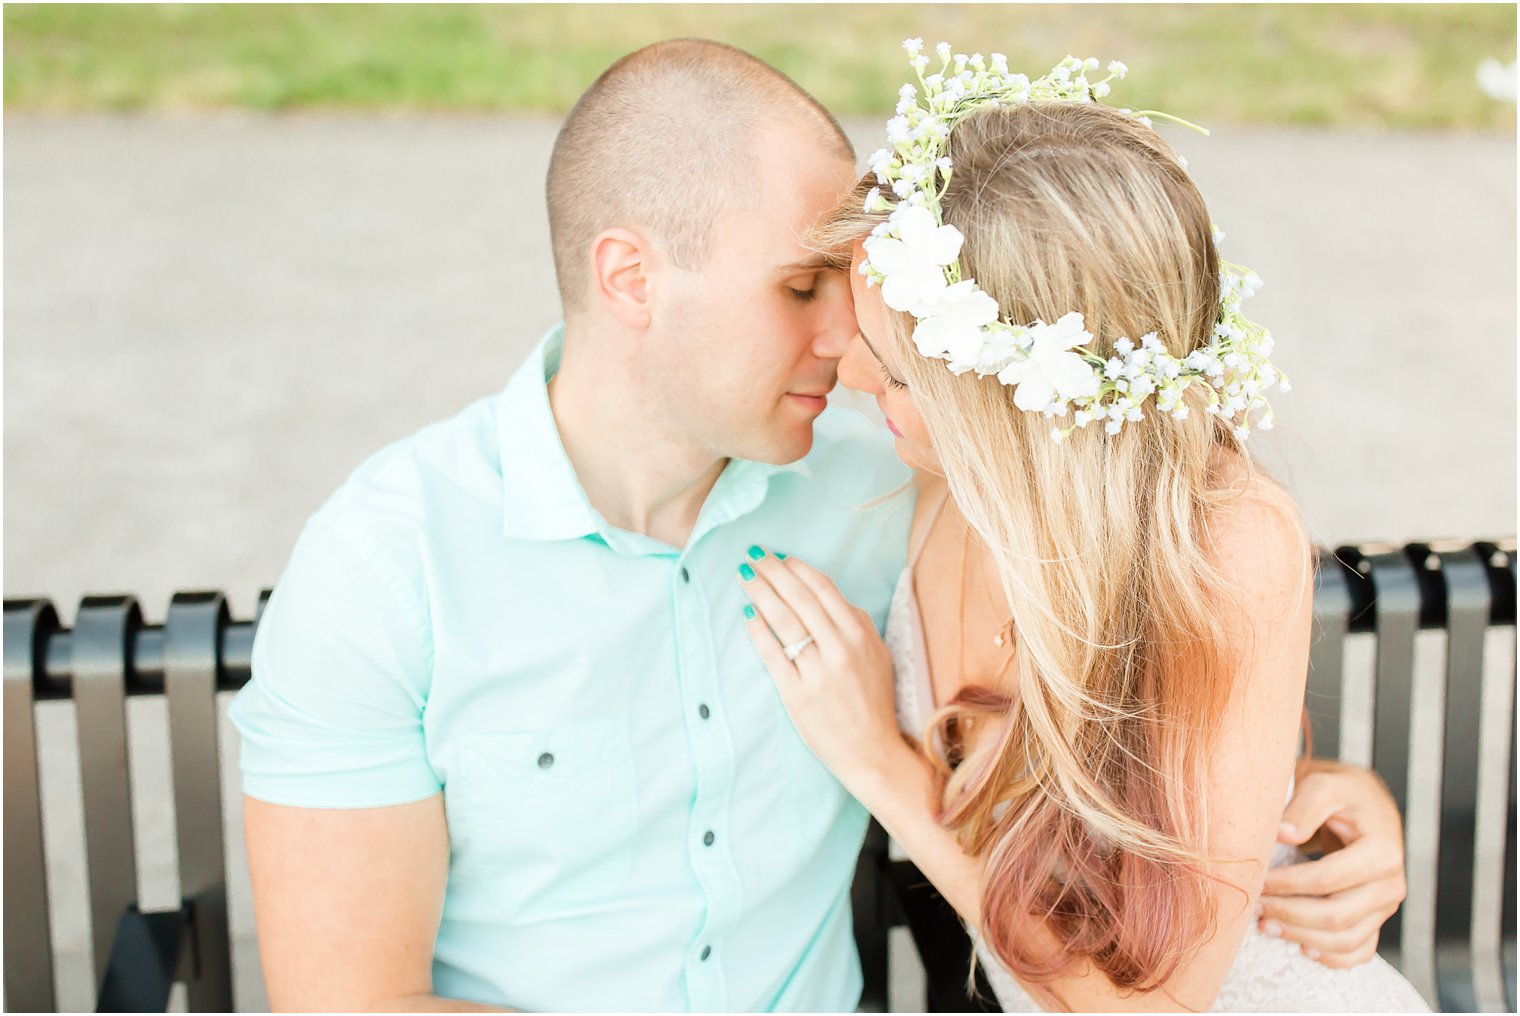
[{"x1": 814, "y1": 102, "x2": 1310, "y2": 1002}]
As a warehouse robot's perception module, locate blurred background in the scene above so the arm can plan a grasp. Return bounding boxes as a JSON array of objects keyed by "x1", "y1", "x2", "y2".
[{"x1": 4, "y1": 4, "x2": 1516, "y2": 1012}]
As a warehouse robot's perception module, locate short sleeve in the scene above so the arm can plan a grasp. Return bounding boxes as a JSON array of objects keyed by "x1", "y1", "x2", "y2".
[{"x1": 228, "y1": 512, "x2": 442, "y2": 808}]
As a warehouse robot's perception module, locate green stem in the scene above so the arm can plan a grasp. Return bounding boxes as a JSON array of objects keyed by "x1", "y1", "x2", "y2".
[{"x1": 1133, "y1": 110, "x2": 1211, "y2": 136}]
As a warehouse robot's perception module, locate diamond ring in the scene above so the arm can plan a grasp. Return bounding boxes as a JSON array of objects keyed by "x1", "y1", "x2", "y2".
[{"x1": 781, "y1": 635, "x2": 815, "y2": 662}]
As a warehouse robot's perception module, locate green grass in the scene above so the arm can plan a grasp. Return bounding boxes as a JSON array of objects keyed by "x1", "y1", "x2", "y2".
[{"x1": 4, "y1": 4, "x2": 1515, "y2": 130}]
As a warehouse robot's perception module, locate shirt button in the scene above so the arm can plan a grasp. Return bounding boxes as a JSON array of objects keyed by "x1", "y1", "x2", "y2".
[
  {"x1": 680, "y1": 566, "x2": 691, "y2": 583},
  {"x1": 537, "y1": 752, "x2": 555, "y2": 769},
  {"x1": 703, "y1": 830, "x2": 715, "y2": 847},
  {"x1": 698, "y1": 703, "x2": 710, "y2": 720},
  {"x1": 700, "y1": 945, "x2": 712, "y2": 961}
]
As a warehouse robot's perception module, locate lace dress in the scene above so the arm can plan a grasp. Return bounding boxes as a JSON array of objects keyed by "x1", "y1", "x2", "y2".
[{"x1": 882, "y1": 501, "x2": 1431, "y2": 1012}]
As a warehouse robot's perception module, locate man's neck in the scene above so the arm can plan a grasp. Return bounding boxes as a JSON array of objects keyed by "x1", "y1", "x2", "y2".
[{"x1": 547, "y1": 331, "x2": 727, "y2": 550}]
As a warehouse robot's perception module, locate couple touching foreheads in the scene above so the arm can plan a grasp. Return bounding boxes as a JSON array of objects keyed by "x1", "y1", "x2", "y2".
[{"x1": 231, "y1": 38, "x2": 1427, "y2": 1012}]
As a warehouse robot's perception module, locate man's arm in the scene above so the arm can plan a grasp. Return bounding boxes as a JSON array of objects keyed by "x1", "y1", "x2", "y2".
[{"x1": 245, "y1": 793, "x2": 511, "y2": 1013}]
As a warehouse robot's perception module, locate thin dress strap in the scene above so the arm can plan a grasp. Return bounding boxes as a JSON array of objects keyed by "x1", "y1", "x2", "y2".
[{"x1": 908, "y1": 487, "x2": 953, "y2": 570}]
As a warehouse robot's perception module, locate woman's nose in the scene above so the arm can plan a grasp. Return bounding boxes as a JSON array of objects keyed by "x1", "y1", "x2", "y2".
[{"x1": 837, "y1": 333, "x2": 881, "y2": 394}]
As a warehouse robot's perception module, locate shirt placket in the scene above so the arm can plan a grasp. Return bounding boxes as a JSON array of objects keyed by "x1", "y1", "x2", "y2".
[{"x1": 671, "y1": 553, "x2": 742, "y2": 1011}]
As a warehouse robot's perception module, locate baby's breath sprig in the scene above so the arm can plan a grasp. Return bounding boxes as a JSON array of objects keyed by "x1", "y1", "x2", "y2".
[{"x1": 858, "y1": 42, "x2": 1288, "y2": 444}]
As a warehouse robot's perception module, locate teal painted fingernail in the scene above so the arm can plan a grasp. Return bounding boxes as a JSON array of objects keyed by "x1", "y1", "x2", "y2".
[
  {"x1": 747, "y1": 545, "x2": 766, "y2": 561},
  {"x1": 739, "y1": 563, "x2": 756, "y2": 581},
  {"x1": 743, "y1": 604, "x2": 756, "y2": 620},
  {"x1": 775, "y1": 552, "x2": 787, "y2": 560}
]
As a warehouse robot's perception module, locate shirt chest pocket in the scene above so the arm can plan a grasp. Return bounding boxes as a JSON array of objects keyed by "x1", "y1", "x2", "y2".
[{"x1": 447, "y1": 717, "x2": 638, "y2": 921}]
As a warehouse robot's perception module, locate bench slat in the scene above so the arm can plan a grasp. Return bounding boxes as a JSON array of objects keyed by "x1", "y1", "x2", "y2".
[
  {"x1": 163, "y1": 593, "x2": 235, "y2": 1013},
  {"x1": 1432, "y1": 549, "x2": 1492, "y2": 1011},
  {"x1": 1308, "y1": 552, "x2": 1352, "y2": 758},
  {"x1": 3, "y1": 600, "x2": 59, "y2": 1012},
  {"x1": 1367, "y1": 551, "x2": 1421, "y2": 967},
  {"x1": 74, "y1": 596, "x2": 145, "y2": 989}
]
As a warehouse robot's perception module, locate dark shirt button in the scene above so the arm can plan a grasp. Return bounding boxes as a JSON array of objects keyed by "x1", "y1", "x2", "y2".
[
  {"x1": 698, "y1": 703, "x2": 711, "y2": 720},
  {"x1": 537, "y1": 752, "x2": 555, "y2": 769},
  {"x1": 700, "y1": 945, "x2": 712, "y2": 961},
  {"x1": 703, "y1": 830, "x2": 715, "y2": 847},
  {"x1": 680, "y1": 567, "x2": 691, "y2": 583}
]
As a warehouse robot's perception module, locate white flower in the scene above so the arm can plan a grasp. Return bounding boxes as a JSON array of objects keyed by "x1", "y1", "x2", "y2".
[
  {"x1": 1478, "y1": 58, "x2": 1518, "y2": 102},
  {"x1": 936, "y1": 41, "x2": 952, "y2": 61},
  {"x1": 864, "y1": 187, "x2": 892, "y2": 213},
  {"x1": 903, "y1": 37, "x2": 924, "y2": 55},
  {"x1": 1107, "y1": 60, "x2": 1128, "y2": 76},
  {"x1": 1050, "y1": 427, "x2": 1065, "y2": 444},
  {"x1": 1105, "y1": 419, "x2": 1123, "y2": 435},
  {"x1": 911, "y1": 280, "x2": 1000, "y2": 365},
  {"x1": 1233, "y1": 425, "x2": 1251, "y2": 441},
  {"x1": 995, "y1": 311, "x2": 1101, "y2": 411},
  {"x1": 886, "y1": 116, "x2": 911, "y2": 142},
  {"x1": 899, "y1": 83, "x2": 917, "y2": 99},
  {"x1": 967, "y1": 323, "x2": 1027, "y2": 376},
  {"x1": 864, "y1": 205, "x2": 963, "y2": 314}
]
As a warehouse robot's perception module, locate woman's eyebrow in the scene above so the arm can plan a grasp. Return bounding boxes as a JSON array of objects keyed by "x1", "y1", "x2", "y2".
[
  {"x1": 772, "y1": 255, "x2": 831, "y2": 275},
  {"x1": 858, "y1": 329, "x2": 887, "y2": 365}
]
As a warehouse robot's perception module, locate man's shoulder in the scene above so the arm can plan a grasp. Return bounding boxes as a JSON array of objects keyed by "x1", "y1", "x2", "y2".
[{"x1": 313, "y1": 394, "x2": 502, "y2": 557}]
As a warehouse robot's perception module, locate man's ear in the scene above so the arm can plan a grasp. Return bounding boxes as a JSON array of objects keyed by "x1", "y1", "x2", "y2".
[{"x1": 589, "y1": 228, "x2": 654, "y2": 330}]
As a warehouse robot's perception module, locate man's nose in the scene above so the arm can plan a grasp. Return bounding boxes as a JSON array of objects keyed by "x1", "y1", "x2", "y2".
[
  {"x1": 810, "y1": 283, "x2": 858, "y2": 362},
  {"x1": 837, "y1": 333, "x2": 881, "y2": 394}
]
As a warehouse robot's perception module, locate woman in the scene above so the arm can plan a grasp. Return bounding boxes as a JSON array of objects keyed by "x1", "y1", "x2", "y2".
[{"x1": 738, "y1": 47, "x2": 1428, "y2": 1011}]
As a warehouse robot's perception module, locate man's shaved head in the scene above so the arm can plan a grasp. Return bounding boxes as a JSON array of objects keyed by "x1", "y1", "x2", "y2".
[{"x1": 547, "y1": 38, "x2": 854, "y2": 315}]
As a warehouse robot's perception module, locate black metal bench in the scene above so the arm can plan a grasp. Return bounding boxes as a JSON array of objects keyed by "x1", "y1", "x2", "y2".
[{"x1": 5, "y1": 541, "x2": 1515, "y2": 1011}]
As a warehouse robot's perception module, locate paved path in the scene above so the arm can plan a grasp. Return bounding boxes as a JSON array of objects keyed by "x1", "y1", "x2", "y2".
[{"x1": 4, "y1": 115, "x2": 1515, "y2": 1011}]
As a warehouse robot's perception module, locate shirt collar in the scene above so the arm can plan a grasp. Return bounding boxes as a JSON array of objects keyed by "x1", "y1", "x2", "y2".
[
  {"x1": 497, "y1": 324, "x2": 812, "y2": 549},
  {"x1": 497, "y1": 325, "x2": 604, "y2": 542}
]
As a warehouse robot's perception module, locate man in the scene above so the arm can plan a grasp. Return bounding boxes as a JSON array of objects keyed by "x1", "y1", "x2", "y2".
[{"x1": 231, "y1": 39, "x2": 1408, "y2": 1012}]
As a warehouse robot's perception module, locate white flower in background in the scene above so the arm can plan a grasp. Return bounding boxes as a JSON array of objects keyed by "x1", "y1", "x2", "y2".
[
  {"x1": 862, "y1": 205, "x2": 963, "y2": 313},
  {"x1": 910, "y1": 280, "x2": 1001, "y2": 366},
  {"x1": 1478, "y1": 58, "x2": 1517, "y2": 102},
  {"x1": 995, "y1": 312, "x2": 1101, "y2": 411}
]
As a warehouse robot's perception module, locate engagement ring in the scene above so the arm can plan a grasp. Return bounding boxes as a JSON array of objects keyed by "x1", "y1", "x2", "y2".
[{"x1": 781, "y1": 635, "x2": 815, "y2": 662}]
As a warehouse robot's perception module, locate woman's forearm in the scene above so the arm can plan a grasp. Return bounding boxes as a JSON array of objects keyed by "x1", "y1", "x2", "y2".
[{"x1": 848, "y1": 738, "x2": 988, "y2": 927}]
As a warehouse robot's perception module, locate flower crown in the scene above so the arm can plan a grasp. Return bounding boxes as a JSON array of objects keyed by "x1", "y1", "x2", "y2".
[{"x1": 859, "y1": 41, "x2": 1288, "y2": 443}]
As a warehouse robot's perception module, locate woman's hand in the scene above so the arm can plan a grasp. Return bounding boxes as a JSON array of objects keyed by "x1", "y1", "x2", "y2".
[{"x1": 736, "y1": 546, "x2": 905, "y2": 789}]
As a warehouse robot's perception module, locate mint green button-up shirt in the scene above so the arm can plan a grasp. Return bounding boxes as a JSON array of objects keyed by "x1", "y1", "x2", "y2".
[{"x1": 229, "y1": 326, "x2": 914, "y2": 1012}]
